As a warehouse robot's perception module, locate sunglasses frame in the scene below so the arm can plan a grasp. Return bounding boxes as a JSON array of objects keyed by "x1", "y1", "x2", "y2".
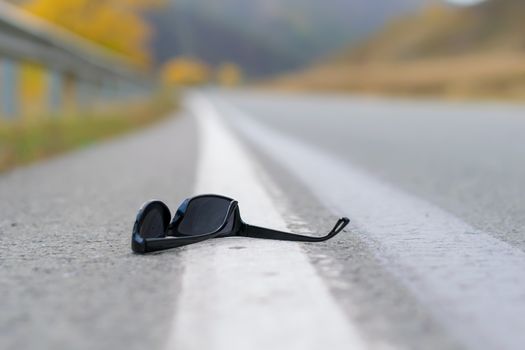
[{"x1": 132, "y1": 194, "x2": 349, "y2": 254}]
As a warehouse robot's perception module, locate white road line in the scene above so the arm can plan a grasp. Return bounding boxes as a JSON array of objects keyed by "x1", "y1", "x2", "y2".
[
  {"x1": 217, "y1": 99, "x2": 525, "y2": 350},
  {"x1": 164, "y1": 94, "x2": 367, "y2": 350}
]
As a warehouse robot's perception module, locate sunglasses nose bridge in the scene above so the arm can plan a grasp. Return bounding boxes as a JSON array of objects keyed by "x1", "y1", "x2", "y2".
[{"x1": 169, "y1": 198, "x2": 190, "y2": 228}]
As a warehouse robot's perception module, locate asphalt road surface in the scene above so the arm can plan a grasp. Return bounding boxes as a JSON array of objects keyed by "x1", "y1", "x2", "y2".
[{"x1": 1, "y1": 89, "x2": 525, "y2": 350}]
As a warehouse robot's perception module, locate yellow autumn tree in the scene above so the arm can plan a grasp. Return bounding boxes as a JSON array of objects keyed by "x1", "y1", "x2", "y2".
[
  {"x1": 161, "y1": 57, "x2": 211, "y2": 86},
  {"x1": 23, "y1": 0, "x2": 162, "y2": 67},
  {"x1": 216, "y1": 63, "x2": 243, "y2": 87}
]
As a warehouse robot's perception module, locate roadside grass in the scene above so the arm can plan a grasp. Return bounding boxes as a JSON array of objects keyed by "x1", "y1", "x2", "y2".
[
  {"x1": 0, "y1": 93, "x2": 176, "y2": 173},
  {"x1": 267, "y1": 53, "x2": 525, "y2": 101}
]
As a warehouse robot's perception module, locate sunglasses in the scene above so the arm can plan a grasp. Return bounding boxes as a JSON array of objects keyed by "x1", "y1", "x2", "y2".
[{"x1": 131, "y1": 194, "x2": 350, "y2": 253}]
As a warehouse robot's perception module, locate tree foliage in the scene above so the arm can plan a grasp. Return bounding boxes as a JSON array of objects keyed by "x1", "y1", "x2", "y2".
[
  {"x1": 216, "y1": 63, "x2": 243, "y2": 87},
  {"x1": 23, "y1": 0, "x2": 162, "y2": 67},
  {"x1": 161, "y1": 57, "x2": 211, "y2": 86}
]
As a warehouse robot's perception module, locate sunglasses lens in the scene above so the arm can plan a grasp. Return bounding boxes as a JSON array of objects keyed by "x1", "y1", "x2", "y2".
[
  {"x1": 178, "y1": 196, "x2": 232, "y2": 235},
  {"x1": 137, "y1": 202, "x2": 170, "y2": 238}
]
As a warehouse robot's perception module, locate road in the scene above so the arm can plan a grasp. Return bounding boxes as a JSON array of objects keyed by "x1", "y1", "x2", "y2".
[{"x1": 1, "y1": 89, "x2": 525, "y2": 350}]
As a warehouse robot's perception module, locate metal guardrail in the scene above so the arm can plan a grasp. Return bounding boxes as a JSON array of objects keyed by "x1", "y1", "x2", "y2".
[{"x1": 0, "y1": 2, "x2": 153, "y2": 117}]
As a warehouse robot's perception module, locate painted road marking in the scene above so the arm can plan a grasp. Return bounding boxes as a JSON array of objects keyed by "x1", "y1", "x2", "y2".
[
  {"x1": 216, "y1": 98, "x2": 525, "y2": 350},
  {"x1": 164, "y1": 94, "x2": 367, "y2": 350}
]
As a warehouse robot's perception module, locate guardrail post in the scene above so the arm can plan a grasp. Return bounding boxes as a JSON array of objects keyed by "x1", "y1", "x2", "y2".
[
  {"x1": 76, "y1": 79, "x2": 86, "y2": 109},
  {"x1": 102, "y1": 79, "x2": 117, "y2": 102},
  {"x1": 47, "y1": 68, "x2": 62, "y2": 114},
  {"x1": 1, "y1": 58, "x2": 19, "y2": 118}
]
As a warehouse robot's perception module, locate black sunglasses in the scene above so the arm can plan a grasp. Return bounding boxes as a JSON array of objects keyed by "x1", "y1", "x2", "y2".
[{"x1": 131, "y1": 194, "x2": 350, "y2": 253}]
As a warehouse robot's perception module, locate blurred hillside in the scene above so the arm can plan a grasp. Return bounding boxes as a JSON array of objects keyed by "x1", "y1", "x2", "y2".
[
  {"x1": 341, "y1": 0, "x2": 525, "y2": 62},
  {"x1": 271, "y1": 0, "x2": 525, "y2": 99},
  {"x1": 147, "y1": 0, "x2": 430, "y2": 76}
]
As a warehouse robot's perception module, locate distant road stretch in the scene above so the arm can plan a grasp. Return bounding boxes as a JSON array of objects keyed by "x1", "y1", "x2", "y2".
[{"x1": 2, "y1": 89, "x2": 525, "y2": 350}]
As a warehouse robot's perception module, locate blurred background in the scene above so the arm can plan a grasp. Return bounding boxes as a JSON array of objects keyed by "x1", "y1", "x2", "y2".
[
  {"x1": 0, "y1": 0, "x2": 523, "y2": 170},
  {"x1": 2, "y1": 2, "x2": 525, "y2": 349}
]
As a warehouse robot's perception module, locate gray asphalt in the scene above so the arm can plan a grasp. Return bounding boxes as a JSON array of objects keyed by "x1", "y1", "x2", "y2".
[
  {"x1": 208, "y1": 89, "x2": 525, "y2": 350},
  {"x1": 2, "y1": 89, "x2": 525, "y2": 350},
  {"x1": 0, "y1": 113, "x2": 198, "y2": 350},
  {"x1": 216, "y1": 90, "x2": 525, "y2": 252}
]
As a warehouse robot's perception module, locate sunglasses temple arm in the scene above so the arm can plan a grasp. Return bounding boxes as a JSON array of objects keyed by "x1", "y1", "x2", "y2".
[
  {"x1": 133, "y1": 233, "x2": 218, "y2": 253},
  {"x1": 240, "y1": 217, "x2": 350, "y2": 242}
]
